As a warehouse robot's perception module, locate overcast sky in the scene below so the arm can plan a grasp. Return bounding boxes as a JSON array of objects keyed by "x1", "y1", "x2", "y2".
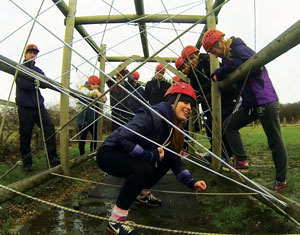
[{"x1": 0, "y1": 0, "x2": 300, "y2": 107}]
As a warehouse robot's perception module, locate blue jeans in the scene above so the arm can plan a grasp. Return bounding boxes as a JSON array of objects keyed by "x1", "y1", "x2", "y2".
[{"x1": 223, "y1": 101, "x2": 288, "y2": 182}]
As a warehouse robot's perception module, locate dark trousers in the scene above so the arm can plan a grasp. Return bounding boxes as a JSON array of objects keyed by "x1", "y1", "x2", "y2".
[
  {"x1": 18, "y1": 106, "x2": 57, "y2": 166},
  {"x1": 78, "y1": 123, "x2": 98, "y2": 155},
  {"x1": 223, "y1": 101, "x2": 288, "y2": 182},
  {"x1": 204, "y1": 100, "x2": 235, "y2": 160},
  {"x1": 97, "y1": 146, "x2": 171, "y2": 210}
]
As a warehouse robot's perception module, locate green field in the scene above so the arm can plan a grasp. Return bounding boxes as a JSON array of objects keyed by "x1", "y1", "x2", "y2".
[
  {"x1": 190, "y1": 125, "x2": 300, "y2": 233},
  {"x1": 239, "y1": 125, "x2": 300, "y2": 201},
  {"x1": 0, "y1": 125, "x2": 300, "y2": 234}
]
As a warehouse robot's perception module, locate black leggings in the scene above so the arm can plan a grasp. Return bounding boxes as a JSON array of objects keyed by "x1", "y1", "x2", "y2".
[
  {"x1": 96, "y1": 146, "x2": 172, "y2": 210},
  {"x1": 78, "y1": 123, "x2": 98, "y2": 155}
]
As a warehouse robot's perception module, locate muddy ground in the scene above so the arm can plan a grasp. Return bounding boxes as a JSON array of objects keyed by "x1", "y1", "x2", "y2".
[{"x1": 0, "y1": 157, "x2": 300, "y2": 235}]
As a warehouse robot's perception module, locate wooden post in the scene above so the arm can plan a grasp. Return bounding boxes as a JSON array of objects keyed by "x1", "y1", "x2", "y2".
[
  {"x1": 97, "y1": 44, "x2": 106, "y2": 149},
  {"x1": 205, "y1": 0, "x2": 222, "y2": 171},
  {"x1": 60, "y1": 0, "x2": 77, "y2": 175}
]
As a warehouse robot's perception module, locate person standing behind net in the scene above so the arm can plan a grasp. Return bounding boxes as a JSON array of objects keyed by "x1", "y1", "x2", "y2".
[
  {"x1": 144, "y1": 64, "x2": 171, "y2": 105},
  {"x1": 202, "y1": 29, "x2": 288, "y2": 191},
  {"x1": 181, "y1": 45, "x2": 238, "y2": 163},
  {"x1": 107, "y1": 69, "x2": 133, "y2": 131},
  {"x1": 175, "y1": 56, "x2": 190, "y2": 76},
  {"x1": 15, "y1": 44, "x2": 60, "y2": 172},
  {"x1": 76, "y1": 75, "x2": 106, "y2": 155},
  {"x1": 127, "y1": 71, "x2": 145, "y2": 114}
]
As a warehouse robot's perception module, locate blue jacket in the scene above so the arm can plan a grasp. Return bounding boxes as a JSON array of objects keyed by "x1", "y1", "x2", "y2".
[
  {"x1": 15, "y1": 60, "x2": 45, "y2": 109},
  {"x1": 101, "y1": 102, "x2": 196, "y2": 189},
  {"x1": 213, "y1": 37, "x2": 278, "y2": 107}
]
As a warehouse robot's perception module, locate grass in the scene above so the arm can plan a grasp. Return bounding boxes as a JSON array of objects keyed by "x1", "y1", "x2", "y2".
[
  {"x1": 0, "y1": 126, "x2": 300, "y2": 234},
  {"x1": 190, "y1": 124, "x2": 300, "y2": 234},
  {"x1": 0, "y1": 144, "x2": 81, "y2": 185}
]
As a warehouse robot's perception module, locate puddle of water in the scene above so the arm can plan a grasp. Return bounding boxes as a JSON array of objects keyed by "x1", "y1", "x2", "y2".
[
  {"x1": 15, "y1": 202, "x2": 108, "y2": 234},
  {"x1": 13, "y1": 195, "x2": 210, "y2": 235}
]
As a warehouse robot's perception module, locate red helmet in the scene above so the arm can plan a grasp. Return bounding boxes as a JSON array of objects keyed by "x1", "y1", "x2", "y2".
[
  {"x1": 26, "y1": 44, "x2": 39, "y2": 53},
  {"x1": 181, "y1": 45, "x2": 199, "y2": 61},
  {"x1": 132, "y1": 71, "x2": 140, "y2": 79},
  {"x1": 156, "y1": 64, "x2": 166, "y2": 74},
  {"x1": 202, "y1": 29, "x2": 225, "y2": 52},
  {"x1": 173, "y1": 76, "x2": 184, "y2": 83},
  {"x1": 175, "y1": 57, "x2": 184, "y2": 70},
  {"x1": 164, "y1": 82, "x2": 196, "y2": 102},
  {"x1": 88, "y1": 75, "x2": 100, "y2": 85}
]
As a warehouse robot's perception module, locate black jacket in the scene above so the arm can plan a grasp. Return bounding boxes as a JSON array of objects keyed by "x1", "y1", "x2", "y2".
[
  {"x1": 188, "y1": 53, "x2": 238, "y2": 111},
  {"x1": 144, "y1": 78, "x2": 171, "y2": 105},
  {"x1": 107, "y1": 79, "x2": 132, "y2": 119}
]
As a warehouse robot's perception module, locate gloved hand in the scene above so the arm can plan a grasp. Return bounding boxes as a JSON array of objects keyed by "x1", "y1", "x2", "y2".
[
  {"x1": 142, "y1": 148, "x2": 160, "y2": 163},
  {"x1": 194, "y1": 180, "x2": 207, "y2": 192},
  {"x1": 34, "y1": 79, "x2": 40, "y2": 88}
]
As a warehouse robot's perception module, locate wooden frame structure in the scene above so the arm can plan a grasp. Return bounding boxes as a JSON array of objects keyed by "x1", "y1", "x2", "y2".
[{"x1": 1, "y1": 0, "x2": 300, "y2": 225}]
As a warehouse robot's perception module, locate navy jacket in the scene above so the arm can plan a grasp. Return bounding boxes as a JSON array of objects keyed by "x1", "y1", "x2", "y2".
[
  {"x1": 15, "y1": 60, "x2": 45, "y2": 109},
  {"x1": 101, "y1": 102, "x2": 196, "y2": 189},
  {"x1": 187, "y1": 53, "x2": 211, "y2": 110}
]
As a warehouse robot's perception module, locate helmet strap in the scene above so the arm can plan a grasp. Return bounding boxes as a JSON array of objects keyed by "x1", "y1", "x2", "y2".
[{"x1": 171, "y1": 93, "x2": 181, "y2": 110}]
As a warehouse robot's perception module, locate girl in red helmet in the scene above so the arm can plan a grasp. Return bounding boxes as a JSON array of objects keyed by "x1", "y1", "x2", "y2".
[
  {"x1": 175, "y1": 57, "x2": 190, "y2": 75},
  {"x1": 76, "y1": 75, "x2": 106, "y2": 155},
  {"x1": 97, "y1": 82, "x2": 206, "y2": 235},
  {"x1": 203, "y1": 29, "x2": 288, "y2": 191},
  {"x1": 181, "y1": 45, "x2": 238, "y2": 164}
]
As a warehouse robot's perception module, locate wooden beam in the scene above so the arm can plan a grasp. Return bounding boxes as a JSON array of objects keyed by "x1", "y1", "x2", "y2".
[
  {"x1": 52, "y1": 0, "x2": 102, "y2": 55},
  {"x1": 59, "y1": 0, "x2": 77, "y2": 176},
  {"x1": 154, "y1": 57, "x2": 188, "y2": 83},
  {"x1": 0, "y1": 99, "x2": 16, "y2": 108},
  {"x1": 75, "y1": 14, "x2": 208, "y2": 25},
  {"x1": 0, "y1": 154, "x2": 95, "y2": 204},
  {"x1": 196, "y1": 0, "x2": 224, "y2": 48},
  {"x1": 219, "y1": 18, "x2": 300, "y2": 90},
  {"x1": 104, "y1": 56, "x2": 140, "y2": 83},
  {"x1": 134, "y1": 0, "x2": 149, "y2": 58},
  {"x1": 103, "y1": 55, "x2": 177, "y2": 63},
  {"x1": 206, "y1": 0, "x2": 222, "y2": 171}
]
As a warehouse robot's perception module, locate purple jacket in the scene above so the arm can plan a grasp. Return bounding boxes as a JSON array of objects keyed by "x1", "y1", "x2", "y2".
[
  {"x1": 16, "y1": 60, "x2": 45, "y2": 109},
  {"x1": 213, "y1": 37, "x2": 278, "y2": 107}
]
